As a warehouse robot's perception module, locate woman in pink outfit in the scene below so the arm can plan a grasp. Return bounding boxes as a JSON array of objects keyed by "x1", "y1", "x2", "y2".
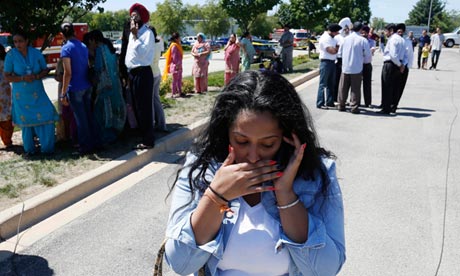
[
  {"x1": 191, "y1": 33, "x2": 210, "y2": 94},
  {"x1": 163, "y1": 32, "x2": 183, "y2": 98},
  {"x1": 224, "y1": 33, "x2": 240, "y2": 85}
]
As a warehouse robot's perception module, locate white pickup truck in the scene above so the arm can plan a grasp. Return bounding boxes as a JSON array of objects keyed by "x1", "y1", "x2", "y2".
[{"x1": 444, "y1": 26, "x2": 460, "y2": 48}]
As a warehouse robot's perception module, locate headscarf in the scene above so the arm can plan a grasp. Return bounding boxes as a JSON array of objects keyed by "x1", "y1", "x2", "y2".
[
  {"x1": 338, "y1": 17, "x2": 352, "y2": 35},
  {"x1": 129, "y1": 3, "x2": 150, "y2": 24},
  {"x1": 162, "y1": 41, "x2": 183, "y2": 82},
  {"x1": 195, "y1": 33, "x2": 212, "y2": 61}
]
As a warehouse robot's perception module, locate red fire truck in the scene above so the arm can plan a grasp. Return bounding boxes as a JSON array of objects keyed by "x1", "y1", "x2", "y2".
[
  {"x1": 34, "y1": 23, "x2": 89, "y2": 69},
  {"x1": 0, "y1": 23, "x2": 88, "y2": 69}
]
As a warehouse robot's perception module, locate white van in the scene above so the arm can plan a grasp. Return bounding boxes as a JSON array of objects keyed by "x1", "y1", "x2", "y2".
[{"x1": 182, "y1": 36, "x2": 197, "y2": 46}]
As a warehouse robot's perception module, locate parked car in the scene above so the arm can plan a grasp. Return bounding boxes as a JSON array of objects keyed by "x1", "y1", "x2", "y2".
[
  {"x1": 208, "y1": 40, "x2": 222, "y2": 51},
  {"x1": 444, "y1": 26, "x2": 460, "y2": 48},
  {"x1": 113, "y1": 39, "x2": 122, "y2": 55},
  {"x1": 252, "y1": 41, "x2": 275, "y2": 63},
  {"x1": 215, "y1": 37, "x2": 229, "y2": 45},
  {"x1": 291, "y1": 29, "x2": 311, "y2": 50},
  {"x1": 182, "y1": 36, "x2": 197, "y2": 46},
  {"x1": 180, "y1": 39, "x2": 191, "y2": 46}
]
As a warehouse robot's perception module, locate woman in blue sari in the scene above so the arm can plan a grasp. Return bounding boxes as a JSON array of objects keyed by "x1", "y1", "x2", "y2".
[
  {"x1": 87, "y1": 30, "x2": 126, "y2": 144},
  {"x1": 4, "y1": 30, "x2": 59, "y2": 156}
]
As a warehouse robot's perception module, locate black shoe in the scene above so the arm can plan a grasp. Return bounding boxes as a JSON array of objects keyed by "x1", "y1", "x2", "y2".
[
  {"x1": 376, "y1": 109, "x2": 391, "y2": 115},
  {"x1": 390, "y1": 107, "x2": 397, "y2": 113},
  {"x1": 157, "y1": 128, "x2": 171, "y2": 133},
  {"x1": 338, "y1": 106, "x2": 346, "y2": 112},
  {"x1": 351, "y1": 109, "x2": 360, "y2": 114},
  {"x1": 317, "y1": 106, "x2": 328, "y2": 110}
]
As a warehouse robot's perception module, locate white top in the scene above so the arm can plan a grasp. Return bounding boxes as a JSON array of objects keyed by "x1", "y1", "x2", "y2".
[
  {"x1": 125, "y1": 24, "x2": 155, "y2": 70},
  {"x1": 335, "y1": 34, "x2": 345, "y2": 58},
  {"x1": 339, "y1": 31, "x2": 371, "y2": 74},
  {"x1": 216, "y1": 197, "x2": 290, "y2": 276},
  {"x1": 383, "y1": 33, "x2": 405, "y2": 67},
  {"x1": 403, "y1": 37, "x2": 414, "y2": 68},
  {"x1": 431, "y1": 33, "x2": 444, "y2": 51},
  {"x1": 318, "y1": 32, "x2": 338, "y2": 61},
  {"x1": 150, "y1": 41, "x2": 162, "y2": 77},
  {"x1": 364, "y1": 38, "x2": 375, "y2": 64}
]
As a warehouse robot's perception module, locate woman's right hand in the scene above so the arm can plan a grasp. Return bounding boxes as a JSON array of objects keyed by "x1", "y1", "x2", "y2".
[
  {"x1": 209, "y1": 146, "x2": 281, "y2": 200},
  {"x1": 60, "y1": 95, "x2": 70, "y2": 106}
]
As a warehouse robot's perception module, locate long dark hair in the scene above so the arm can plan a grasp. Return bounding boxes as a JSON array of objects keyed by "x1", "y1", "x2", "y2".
[
  {"x1": 89, "y1": 30, "x2": 116, "y2": 54},
  {"x1": 170, "y1": 70, "x2": 334, "y2": 199}
]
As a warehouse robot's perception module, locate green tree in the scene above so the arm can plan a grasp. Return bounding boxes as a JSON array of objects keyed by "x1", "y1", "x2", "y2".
[
  {"x1": 196, "y1": 0, "x2": 231, "y2": 39},
  {"x1": 328, "y1": 0, "x2": 371, "y2": 24},
  {"x1": 0, "y1": 0, "x2": 106, "y2": 49},
  {"x1": 371, "y1": 17, "x2": 386, "y2": 30},
  {"x1": 220, "y1": 0, "x2": 281, "y2": 33},
  {"x1": 406, "y1": 0, "x2": 446, "y2": 31},
  {"x1": 87, "y1": 10, "x2": 128, "y2": 31},
  {"x1": 150, "y1": 0, "x2": 186, "y2": 36},
  {"x1": 276, "y1": 0, "x2": 329, "y2": 30},
  {"x1": 251, "y1": 13, "x2": 278, "y2": 39}
]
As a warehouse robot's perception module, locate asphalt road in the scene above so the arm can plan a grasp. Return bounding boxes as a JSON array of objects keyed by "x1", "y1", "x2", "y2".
[{"x1": 1, "y1": 48, "x2": 459, "y2": 275}]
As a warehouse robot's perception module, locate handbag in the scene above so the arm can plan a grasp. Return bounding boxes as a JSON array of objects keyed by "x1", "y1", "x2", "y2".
[{"x1": 153, "y1": 239, "x2": 205, "y2": 276}]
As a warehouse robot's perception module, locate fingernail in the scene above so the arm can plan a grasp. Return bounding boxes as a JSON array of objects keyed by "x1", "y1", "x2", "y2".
[
  {"x1": 276, "y1": 172, "x2": 283, "y2": 177},
  {"x1": 269, "y1": 160, "x2": 277, "y2": 165},
  {"x1": 267, "y1": 186, "x2": 276, "y2": 191}
]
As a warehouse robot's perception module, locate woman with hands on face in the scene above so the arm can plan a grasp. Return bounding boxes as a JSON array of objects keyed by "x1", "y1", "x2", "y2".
[{"x1": 165, "y1": 70, "x2": 346, "y2": 276}]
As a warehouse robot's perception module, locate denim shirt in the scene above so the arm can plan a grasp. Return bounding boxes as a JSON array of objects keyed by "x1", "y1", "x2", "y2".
[{"x1": 165, "y1": 152, "x2": 346, "y2": 275}]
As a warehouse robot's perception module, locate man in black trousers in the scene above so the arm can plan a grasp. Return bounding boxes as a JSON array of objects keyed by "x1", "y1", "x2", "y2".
[
  {"x1": 379, "y1": 23, "x2": 406, "y2": 115},
  {"x1": 417, "y1": 29, "x2": 430, "y2": 69}
]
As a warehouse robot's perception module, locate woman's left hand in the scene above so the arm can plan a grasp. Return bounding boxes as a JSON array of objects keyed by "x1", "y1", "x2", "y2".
[{"x1": 273, "y1": 133, "x2": 306, "y2": 194}]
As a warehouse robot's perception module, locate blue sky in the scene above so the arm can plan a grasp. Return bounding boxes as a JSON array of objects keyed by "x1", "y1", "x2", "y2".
[{"x1": 99, "y1": 0, "x2": 460, "y2": 24}]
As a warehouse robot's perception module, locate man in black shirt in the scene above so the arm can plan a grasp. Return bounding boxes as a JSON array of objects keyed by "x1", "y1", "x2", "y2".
[{"x1": 417, "y1": 29, "x2": 430, "y2": 69}]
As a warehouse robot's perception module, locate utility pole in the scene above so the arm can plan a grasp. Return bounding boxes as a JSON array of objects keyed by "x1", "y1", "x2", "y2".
[{"x1": 427, "y1": 0, "x2": 433, "y2": 32}]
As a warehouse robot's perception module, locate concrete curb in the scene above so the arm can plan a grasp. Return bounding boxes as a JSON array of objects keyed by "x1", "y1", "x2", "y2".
[{"x1": 0, "y1": 69, "x2": 319, "y2": 242}]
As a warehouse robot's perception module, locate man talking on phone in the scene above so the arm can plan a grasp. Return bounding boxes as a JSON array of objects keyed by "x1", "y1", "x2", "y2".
[{"x1": 125, "y1": 3, "x2": 156, "y2": 150}]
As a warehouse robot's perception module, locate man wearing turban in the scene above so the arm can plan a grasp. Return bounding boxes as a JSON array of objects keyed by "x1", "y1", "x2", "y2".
[{"x1": 125, "y1": 3, "x2": 156, "y2": 149}]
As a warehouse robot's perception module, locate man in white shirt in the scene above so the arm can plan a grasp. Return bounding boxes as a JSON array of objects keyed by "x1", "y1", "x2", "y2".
[
  {"x1": 361, "y1": 26, "x2": 376, "y2": 107},
  {"x1": 125, "y1": 3, "x2": 156, "y2": 149},
  {"x1": 430, "y1": 27, "x2": 444, "y2": 70},
  {"x1": 316, "y1": 23, "x2": 341, "y2": 109},
  {"x1": 337, "y1": 22, "x2": 371, "y2": 114},
  {"x1": 392, "y1": 23, "x2": 414, "y2": 113},
  {"x1": 334, "y1": 17, "x2": 352, "y2": 103},
  {"x1": 379, "y1": 23, "x2": 406, "y2": 115}
]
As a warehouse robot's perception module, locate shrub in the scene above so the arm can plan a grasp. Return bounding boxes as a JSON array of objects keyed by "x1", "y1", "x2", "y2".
[
  {"x1": 182, "y1": 79, "x2": 195, "y2": 94},
  {"x1": 160, "y1": 77, "x2": 172, "y2": 97},
  {"x1": 309, "y1": 53, "x2": 319, "y2": 59}
]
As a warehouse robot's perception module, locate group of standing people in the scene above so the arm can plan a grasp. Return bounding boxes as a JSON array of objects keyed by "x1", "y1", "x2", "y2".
[
  {"x1": 416, "y1": 28, "x2": 445, "y2": 71},
  {"x1": 316, "y1": 17, "x2": 433, "y2": 115},
  {"x1": 0, "y1": 2, "x2": 170, "y2": 155}
]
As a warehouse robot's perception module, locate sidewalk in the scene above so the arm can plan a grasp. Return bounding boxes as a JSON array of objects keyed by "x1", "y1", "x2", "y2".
[{"x1": 0, "y1": 69, "x2": 319, "y2": 242}]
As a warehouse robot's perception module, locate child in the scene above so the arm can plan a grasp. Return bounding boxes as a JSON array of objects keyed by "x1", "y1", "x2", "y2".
[
  {"x1": 269, "y1": 52, "x2": 283, "y2": 74},
  {"x1": 258, "y1": 63, "x2": 267, "y2": 71},
  {"x1": 422, "y1": 43, "x2": 430, "y2": 70}
]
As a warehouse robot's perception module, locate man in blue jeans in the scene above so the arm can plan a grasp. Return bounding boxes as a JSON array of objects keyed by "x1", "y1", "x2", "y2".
[{"x1": 316, "y1": 23, "x2": 341, "y2": 109}]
